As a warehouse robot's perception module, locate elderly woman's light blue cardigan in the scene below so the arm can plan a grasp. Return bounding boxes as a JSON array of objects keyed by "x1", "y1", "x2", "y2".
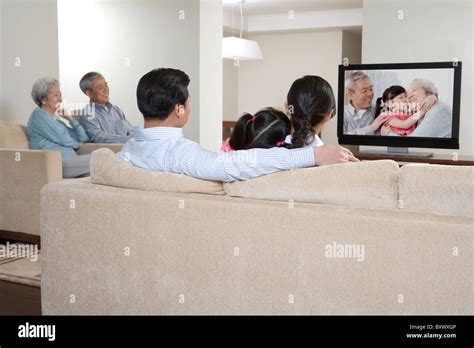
[{"x1": 27, "y1": 108, "x2": 89, "y2": 158}]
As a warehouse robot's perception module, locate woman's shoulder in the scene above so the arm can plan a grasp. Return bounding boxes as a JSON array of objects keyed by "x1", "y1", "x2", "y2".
[
  {"x1": 428, "y1": 103, "x2": 451, "y2": 116},
  {"x1": 309, "y1": 134, "x2": 324, "y2": 147},
  {"x1": 284, "y1": 134, "x2": 324, "y2": 147},
  {"x1": 431, "y1": 102, "x2": 450, "y2": 111},
  {"x1": 28, "y1": 108, "x2": 45, "y2": 126},
  {"x1": 29, "y1": 107, "x2": 50, "y2": 119}
]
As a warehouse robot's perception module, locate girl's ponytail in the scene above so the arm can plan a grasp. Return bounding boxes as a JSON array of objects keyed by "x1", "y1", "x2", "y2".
[
  {"x1": 229, "y1": 113, "x2": 254, "y2": 150},
  {"x1": 374, "y1": 97, "x2": 384, "y2": 118},
  {"x1": 229, "y1": 108, "x2": 291, "y2": 150}
]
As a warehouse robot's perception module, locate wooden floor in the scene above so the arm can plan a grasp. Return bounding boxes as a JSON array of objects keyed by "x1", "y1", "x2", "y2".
[
  {"x1": 0, "y1": 280, "x2": 41, "y2": 315},
  {"x1": 0, "y1": 238, "x2": 42, "y2": 315}
]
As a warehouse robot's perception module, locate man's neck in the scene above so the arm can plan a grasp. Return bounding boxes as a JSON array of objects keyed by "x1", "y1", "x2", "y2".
[
  {"x1": 144, "y1": 118, "x2": 181, "y2": 128},
  {"x1": 352, "y1": 100, "x2": 370, "y2": 110},
  {"x1": 90, "y1": 100, "x2": 107, "y2": 106}
]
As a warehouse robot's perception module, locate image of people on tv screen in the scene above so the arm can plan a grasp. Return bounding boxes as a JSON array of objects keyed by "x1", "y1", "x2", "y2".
[{"x1": 343, "y1": 70, "x2": 453, "y2": 138}]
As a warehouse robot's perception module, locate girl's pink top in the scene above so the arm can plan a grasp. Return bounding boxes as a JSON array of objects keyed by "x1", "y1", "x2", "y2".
[
  {"x1": 384, "y1": 114, "x2": 416, "y2": 136},
  {"x1": 220, "y1": 137, "x2": 233, "y2": 152}
]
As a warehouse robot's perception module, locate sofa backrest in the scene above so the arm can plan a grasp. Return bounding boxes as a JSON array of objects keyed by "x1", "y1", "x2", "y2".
[
  {"x1": 90, "y1": 148, "x2": 225, "y2": 195},
  {"x1": 399, "y1": 163, "x2": 474, "y2": 217},
  {"x1": 89, "y1": 147, "x2": 473, "y2": 216},
  {"x1": 0, "y1": 121, "x2": 29, "y2": 149},
  {"x1": 224, "y1": 160, "x2": 400, "y2": 210}
]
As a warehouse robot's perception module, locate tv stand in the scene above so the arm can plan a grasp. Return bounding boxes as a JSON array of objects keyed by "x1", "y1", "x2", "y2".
[
  {"x1": 354, "y1": 149, "x2": 474, "y2": 166},
  {"x1": 359, "y1": 147, "x2": 433, "y2": 158}
]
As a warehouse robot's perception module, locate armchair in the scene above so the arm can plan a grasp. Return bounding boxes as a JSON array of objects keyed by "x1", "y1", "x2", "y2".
[{"x1": 0, "y1": 120, "x2": 123, "y2": 244}]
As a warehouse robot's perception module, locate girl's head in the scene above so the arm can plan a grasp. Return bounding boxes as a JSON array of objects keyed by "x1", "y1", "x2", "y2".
[
  {"x1": 286, "y1": 75, "x2": 335, "y2": 148},
  {"x1": 375, "y1": 85, "x2": 407, "y2": 117},
  {"x1": 229, "y1": 107, "x2": 291, "y2": 150}
]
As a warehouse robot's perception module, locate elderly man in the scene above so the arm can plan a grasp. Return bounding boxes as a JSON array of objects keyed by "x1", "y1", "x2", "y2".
[
  {"x1": 343, "y1": 71, "x2": 389, "y2": 135},
  {"x1": 79, "y1": 72, "x2": 134, "y2": 143}
]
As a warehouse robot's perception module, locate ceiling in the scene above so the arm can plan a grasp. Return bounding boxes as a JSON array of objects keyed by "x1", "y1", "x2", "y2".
[{"x1": 223, "y1": 0, "x2": 363, "y2": 16}]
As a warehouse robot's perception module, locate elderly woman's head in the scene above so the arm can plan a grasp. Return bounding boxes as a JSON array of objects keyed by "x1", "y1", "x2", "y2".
[
  {"x1": 408, "y1": 79, "x2": 438, "y2": 104},
  {"x1": 31, "y1": 77, "x2": 62, "y2": 113}
]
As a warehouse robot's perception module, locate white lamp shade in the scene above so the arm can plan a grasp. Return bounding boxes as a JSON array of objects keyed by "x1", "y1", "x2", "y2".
[{"x1": 222, "y1": 36, "x2": 263, "y2": 61}]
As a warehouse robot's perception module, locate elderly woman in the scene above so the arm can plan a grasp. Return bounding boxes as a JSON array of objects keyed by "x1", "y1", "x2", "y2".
[
  {"x1": 27, "y1": 77, "x2": 91, "y2": 177},
  {"x1": 382, "y1": 79, "x2": 451, "y2": 138}
]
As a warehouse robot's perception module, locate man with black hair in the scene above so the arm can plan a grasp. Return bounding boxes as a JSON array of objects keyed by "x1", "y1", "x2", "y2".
[{"x1": 117, "y1": 68, "x2": 358, "y2": 182}]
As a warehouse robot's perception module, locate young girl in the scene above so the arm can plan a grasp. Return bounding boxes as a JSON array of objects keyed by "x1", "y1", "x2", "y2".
[
  {"x1": 285, "y1": 75, "x2": 335, "y2": 148},
  {"x1": 221, "y1": 107, "x2": 291, "y2": 152},
  {"x1": 375, "y1": 85, "x2": 423, "y2": 136}
]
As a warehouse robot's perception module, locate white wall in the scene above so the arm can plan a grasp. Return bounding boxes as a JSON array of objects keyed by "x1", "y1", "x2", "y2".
[
  {"x1": 222, "y1": 28, "x2": 241, "y2": 122},
  {"x1": 362, "y1": 0, "x2": 473, "y2": 156},
  {"x1": 342, "y1": 30, "x2": 362, "y2": 65},
  {"x1": 199, "y1": 0, "x2": 223, "y2": 151},
  {"x1": 223, "y1": 57, "x2": 239, "y2": 120},
  {"x1": 57, "y1": 0, "x2": 201, "y2": 142},
  {"x1": 0, "y1": 0, "x2": 60, "y2": 125},
  {"x1": 236, "y1": 30, "x2": 344, "y2": 145}
]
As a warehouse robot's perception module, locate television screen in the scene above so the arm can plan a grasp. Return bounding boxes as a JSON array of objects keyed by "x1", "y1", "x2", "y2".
[{"x1": 338, "y1": 62, "x2": 461, "y2": 150}]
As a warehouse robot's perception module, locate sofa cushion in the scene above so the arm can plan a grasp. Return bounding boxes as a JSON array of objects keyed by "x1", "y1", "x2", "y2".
[
  {"x1": 90, "y1": 148, "x2": 224, "y2": 195},
  {"x1": 0, "y1": 121, "x2": 29, "y2": 149},
  {"x1": 224, "y1": 160, "x2": 400, "y2": 209},
  {"x1": 399, "y1": 164, "x2": 473, "y2": 216}
]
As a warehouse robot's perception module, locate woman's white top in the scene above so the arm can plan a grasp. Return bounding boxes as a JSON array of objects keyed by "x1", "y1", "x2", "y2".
[{"x1": 284, "y1": 134, "x2": 324, "y2": 147}]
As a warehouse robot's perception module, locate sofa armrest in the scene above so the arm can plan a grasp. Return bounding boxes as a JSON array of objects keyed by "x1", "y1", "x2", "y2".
[
  {"x1": 0, "y1": 149, "x2": 62, "y2": 235},
  {"x1": 76, "y1": 143, "x2": 123, "y2": 155}
]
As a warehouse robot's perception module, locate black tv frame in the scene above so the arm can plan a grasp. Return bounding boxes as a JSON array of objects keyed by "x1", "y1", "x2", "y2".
[{"x1": 337, "y1": 61, "x2": 461, "y2": 151}]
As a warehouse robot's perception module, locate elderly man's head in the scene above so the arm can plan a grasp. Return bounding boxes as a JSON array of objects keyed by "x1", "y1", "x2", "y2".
[
  {"x1": 407, "y1": 79, "x2": 438, "y2": 105},
  {"x1": 345, "y1": 71, "x2": 374, "y2": 110},
  {"x1": 79, "y1": 72, "x2": 109, "y2": 105}
]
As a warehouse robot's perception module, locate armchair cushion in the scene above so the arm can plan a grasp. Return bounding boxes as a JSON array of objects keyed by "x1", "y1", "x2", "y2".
[
  {"x1": 0, "y1": 121, "x2": 29, "y2": 149},
  {"x1": 76, "y1": 143, "x2": 123, "y2": 155}
]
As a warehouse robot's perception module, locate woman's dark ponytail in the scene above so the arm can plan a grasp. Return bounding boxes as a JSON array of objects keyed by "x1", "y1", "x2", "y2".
[
  {"x1": 290, "y1": 113, "x2": 314, "y2": 148},
  {"x1": 286, "y1": 75, "x2": 335, "y2": 148}
]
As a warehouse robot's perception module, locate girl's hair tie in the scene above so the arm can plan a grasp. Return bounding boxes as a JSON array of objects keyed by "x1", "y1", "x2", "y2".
[
  {"x1": 246, "y1": 115, "x2": 256, "y2": 124},
  {"x1": 276, "y1": 140, "x2": 285, "y2": 147}
]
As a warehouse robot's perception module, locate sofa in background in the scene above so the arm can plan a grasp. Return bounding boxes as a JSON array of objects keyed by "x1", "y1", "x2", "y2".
[
  {"x1": 0, "y1": 121, "x2": 123, "y2": 242},
  {"x1": 40, "y1": 148, "x2": 473, "y2": 315}
]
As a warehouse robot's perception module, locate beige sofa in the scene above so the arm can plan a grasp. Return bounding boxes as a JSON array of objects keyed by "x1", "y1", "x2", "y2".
[
  {"x1": 0, "y1": 121, "x2": 123, "y2": 241},
  {"x1": 40, "y1": 148, "x2": 473, "y2": 315}
]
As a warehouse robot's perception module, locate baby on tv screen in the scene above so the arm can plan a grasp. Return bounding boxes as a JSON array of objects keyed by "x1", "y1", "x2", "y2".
[{"x1": 338, "y1": 62, "x2": 461, "y2": 148}]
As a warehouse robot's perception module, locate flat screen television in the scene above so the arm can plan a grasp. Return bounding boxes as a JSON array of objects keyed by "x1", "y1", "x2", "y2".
[{"x1": 337, "y1": 61, "x2": 462, "y2": 157}]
